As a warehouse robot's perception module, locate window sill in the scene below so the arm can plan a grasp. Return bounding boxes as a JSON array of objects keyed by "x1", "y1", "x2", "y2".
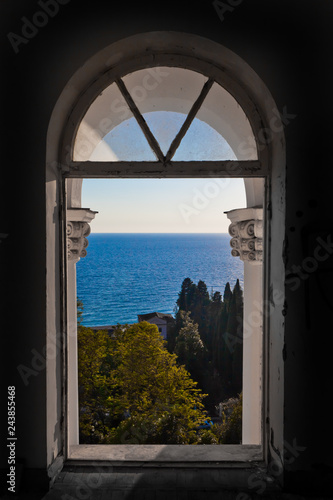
[
  {"x1": 68, "y1": 444, "x2": 262, "y2": 466},
  {"x1": 61, "y1": 444, "x2": 280, "y2": 493}
]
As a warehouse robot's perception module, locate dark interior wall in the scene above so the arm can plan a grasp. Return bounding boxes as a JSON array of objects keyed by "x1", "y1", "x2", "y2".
[{"x1": 1, "y1": 0, "x2": 332, "y2": 490}]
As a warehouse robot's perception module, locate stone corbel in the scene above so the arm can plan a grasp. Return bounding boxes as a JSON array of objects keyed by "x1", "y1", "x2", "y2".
[
  {"x1": 224, "y1": 207, "x2": 263, "y2": 263},
  {"x1": 67, "y1": 208, "x2": 97, "y2": 262}
]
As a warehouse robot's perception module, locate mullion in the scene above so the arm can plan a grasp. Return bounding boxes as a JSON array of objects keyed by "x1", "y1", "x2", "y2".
[
  {"x1": 164, "y1": 77, "x2": 214, "y2": 163},
  {"x1": 64, "y1": 160, "x2": 264, "y2": 178},
  {"x1": 116, "y1": 78, "x2": 165, "y2": 163}
]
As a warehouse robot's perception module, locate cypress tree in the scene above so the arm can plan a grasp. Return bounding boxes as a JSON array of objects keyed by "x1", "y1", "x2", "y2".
[
  {"x1": 223, "y1": 282, "x2": 232, "y2": 311},
  {"x1": 231, "y1": 280, "x2": 243, "y2": 393},
  {"x1": 191, "y1": 280, "x2": 210, "y2": 343},
  {"x1": 221, "y1": 290, "x2": 236, "y2": 396},
  {"x1": 175, "y1": 278, "x2": 196, "y2": 336},
  {"x1": 172, "y1": 277, "x2": 244, "y2": 408},
  {"x1": 174, "y1": 311, "x2": 205, "y2": 383},
  {"x1": 209, "y1": 291, "x2": 223, "y2": 356},
  {"x1": 213, "y1": 301, "x2": 227, "y2": 375},
  {"x1": 176, "y1": 277, "x2": 195, "y2": 311}
]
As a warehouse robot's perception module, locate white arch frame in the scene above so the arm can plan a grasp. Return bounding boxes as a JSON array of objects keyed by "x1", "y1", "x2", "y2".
[{"x1": 46, "y1": 32, "x2": 285, "y2": 473}]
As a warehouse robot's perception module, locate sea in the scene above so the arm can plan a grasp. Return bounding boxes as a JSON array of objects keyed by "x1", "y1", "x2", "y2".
[{"x1": 76, "y1": 233, "x2": 244, "y2": 327}]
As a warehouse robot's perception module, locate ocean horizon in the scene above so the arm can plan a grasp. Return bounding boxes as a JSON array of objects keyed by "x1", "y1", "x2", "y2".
[{"x1": 76, "y1": 233, "x2": 244, "y2": 327}]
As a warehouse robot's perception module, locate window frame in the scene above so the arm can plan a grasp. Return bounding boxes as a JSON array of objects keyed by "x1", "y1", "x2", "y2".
[
  {"x1": 63, "y1": 57, "x2": 267, "y2": 450},
  {"x1": 47, "y1": 32, "x2": 285, "y2": 489},
  {"x1": 61, "y1": 53, "x2": 268, "y2": 178}
]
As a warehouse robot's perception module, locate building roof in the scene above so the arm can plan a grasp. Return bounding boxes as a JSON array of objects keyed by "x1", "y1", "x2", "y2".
[{"x1": 137, "y1": 312, "x2": 175, "y2": 323}]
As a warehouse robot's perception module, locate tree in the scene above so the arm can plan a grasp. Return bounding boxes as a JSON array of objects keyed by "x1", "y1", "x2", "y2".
[
  {"x1": 78, "y1": 321, "x2": 208, "y2": 444},
  {"x1": 208, "y1": 290, "x2": 223, "y2": 355},
  {"x1": 171, "y1": 278, "x2": 244, "y2": 412},
  {"x1": 191, "y1": 280, "x2": 210, "y2": 340},
  {"x1": 231, "y1": 279, "x2": 243, "y2": 393},
  {"x1": 107, "y1": 322, "x2": 207, "y2": 444},
  {"x1": 219, "y1": 393, "x2": 242, "y2": 444},
  {"x1": 78, "y1": 326, "x2": 117, "y2": 443},
  {"x1": 176, "y1": 277, "x2": 196, "y2": 312},
  {"x1": 212, "y1": 302, "x2": 228, "y2": 376},
  {"x1": 174, "y1": 311, "x2": 205, "y2": 382},
  {"x1": 223, "y1": 282, "x2": 232, "y2": 310},
  {"x1": 174, "y1": 278, "x2": 197, "y2": 340},
  {"x1": 77, "y1": 298, "x2": 84, "y2": 326},
  {"x1": 218, "y1": 279, "x2": 244, "y2": 395}
]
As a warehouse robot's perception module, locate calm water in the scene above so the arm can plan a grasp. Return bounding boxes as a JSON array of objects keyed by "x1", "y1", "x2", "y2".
[{"x1": 76, "y1": 233, "x2": 244, "y2": 326}]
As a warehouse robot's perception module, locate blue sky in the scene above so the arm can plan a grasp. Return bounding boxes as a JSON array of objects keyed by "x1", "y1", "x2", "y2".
[{"x1": 82, "y1": 112, "x2": 246, "y2": 233}]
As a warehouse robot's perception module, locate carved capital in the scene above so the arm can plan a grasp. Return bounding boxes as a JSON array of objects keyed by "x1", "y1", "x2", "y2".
[
  {"x1": 67, "y1": 221, "x2": 91, "y2": 262},
  {"x1": 66, "y1": 208, "x2": 97, "y2": 263},
  {"x1": 225, "y1": 207, "x2": 263, "y2": 263}
]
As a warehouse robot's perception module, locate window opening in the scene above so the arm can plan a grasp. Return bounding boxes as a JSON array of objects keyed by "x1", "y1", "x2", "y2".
[
  {"x1": 75, "y1": 176, "x2": 250, "y2": 445},
  {"x1": 73, "y1": 67, "x2": 258, "y2": 165},
  {"x1": 64, "y1": 62, "x2": 266, "y2": 459}
]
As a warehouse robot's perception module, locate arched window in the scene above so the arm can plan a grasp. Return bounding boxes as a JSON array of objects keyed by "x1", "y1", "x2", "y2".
[{"x1": 47, "y1": 32, "x2": 285, "y2": 472}]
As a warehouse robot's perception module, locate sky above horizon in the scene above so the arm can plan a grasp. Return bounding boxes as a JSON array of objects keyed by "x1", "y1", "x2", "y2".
[
  {"x1": 81, "y1": 112, "x2": 247, "y2": 233},
  {"x1": 82, "y1": 177, "x2": 246, "y2": 233}
]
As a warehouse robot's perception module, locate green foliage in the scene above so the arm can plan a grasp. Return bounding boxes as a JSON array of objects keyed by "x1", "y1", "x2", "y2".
[
  {"x1": 77, "y1": 298, "x2": 84, "y2": 326},
  {"x1": 77, "y1": 326, "x2": 117, "y2": 443},
  {"x1": 173, "y1": 278, "x2": 244, "y2": 411},
  {"x1": 218, "y1": 393, "x2": 242, "y2": 444},
  {"x1": 223, "y1": 282, "x2": 232, "y2": 309},
  {"x1": 176, "y1": 277, "x2": 196, "y2": 312},
  {"x1": 175, "y1": 311, "x2": 205, "y2": 371},
  {"x1": 78, "y1": 275, "x2": 244, "y2": 445},
  {"x1": 78, "y1": 321, "x2": 208, "y2": 444},
  {"x1": 197, "y1": 429, "x2": 219, "y2": 444}
]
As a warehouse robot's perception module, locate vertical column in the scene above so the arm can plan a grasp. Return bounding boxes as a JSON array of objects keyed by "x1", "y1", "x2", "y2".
[
  {"x1": 66, "y1": 209, "x2": 96, "y2": 447},
  {"x1": 225, "y1": 207, "x2": 263, "y2": 445}
]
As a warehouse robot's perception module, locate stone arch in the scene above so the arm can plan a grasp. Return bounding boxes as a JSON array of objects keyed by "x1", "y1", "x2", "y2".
[
  {"x1": 58, "y1": 31, "x2": 275, "y2": 209},
  {"x1": 46, "y1": 31, "x2": 285, "y2": 456}
]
